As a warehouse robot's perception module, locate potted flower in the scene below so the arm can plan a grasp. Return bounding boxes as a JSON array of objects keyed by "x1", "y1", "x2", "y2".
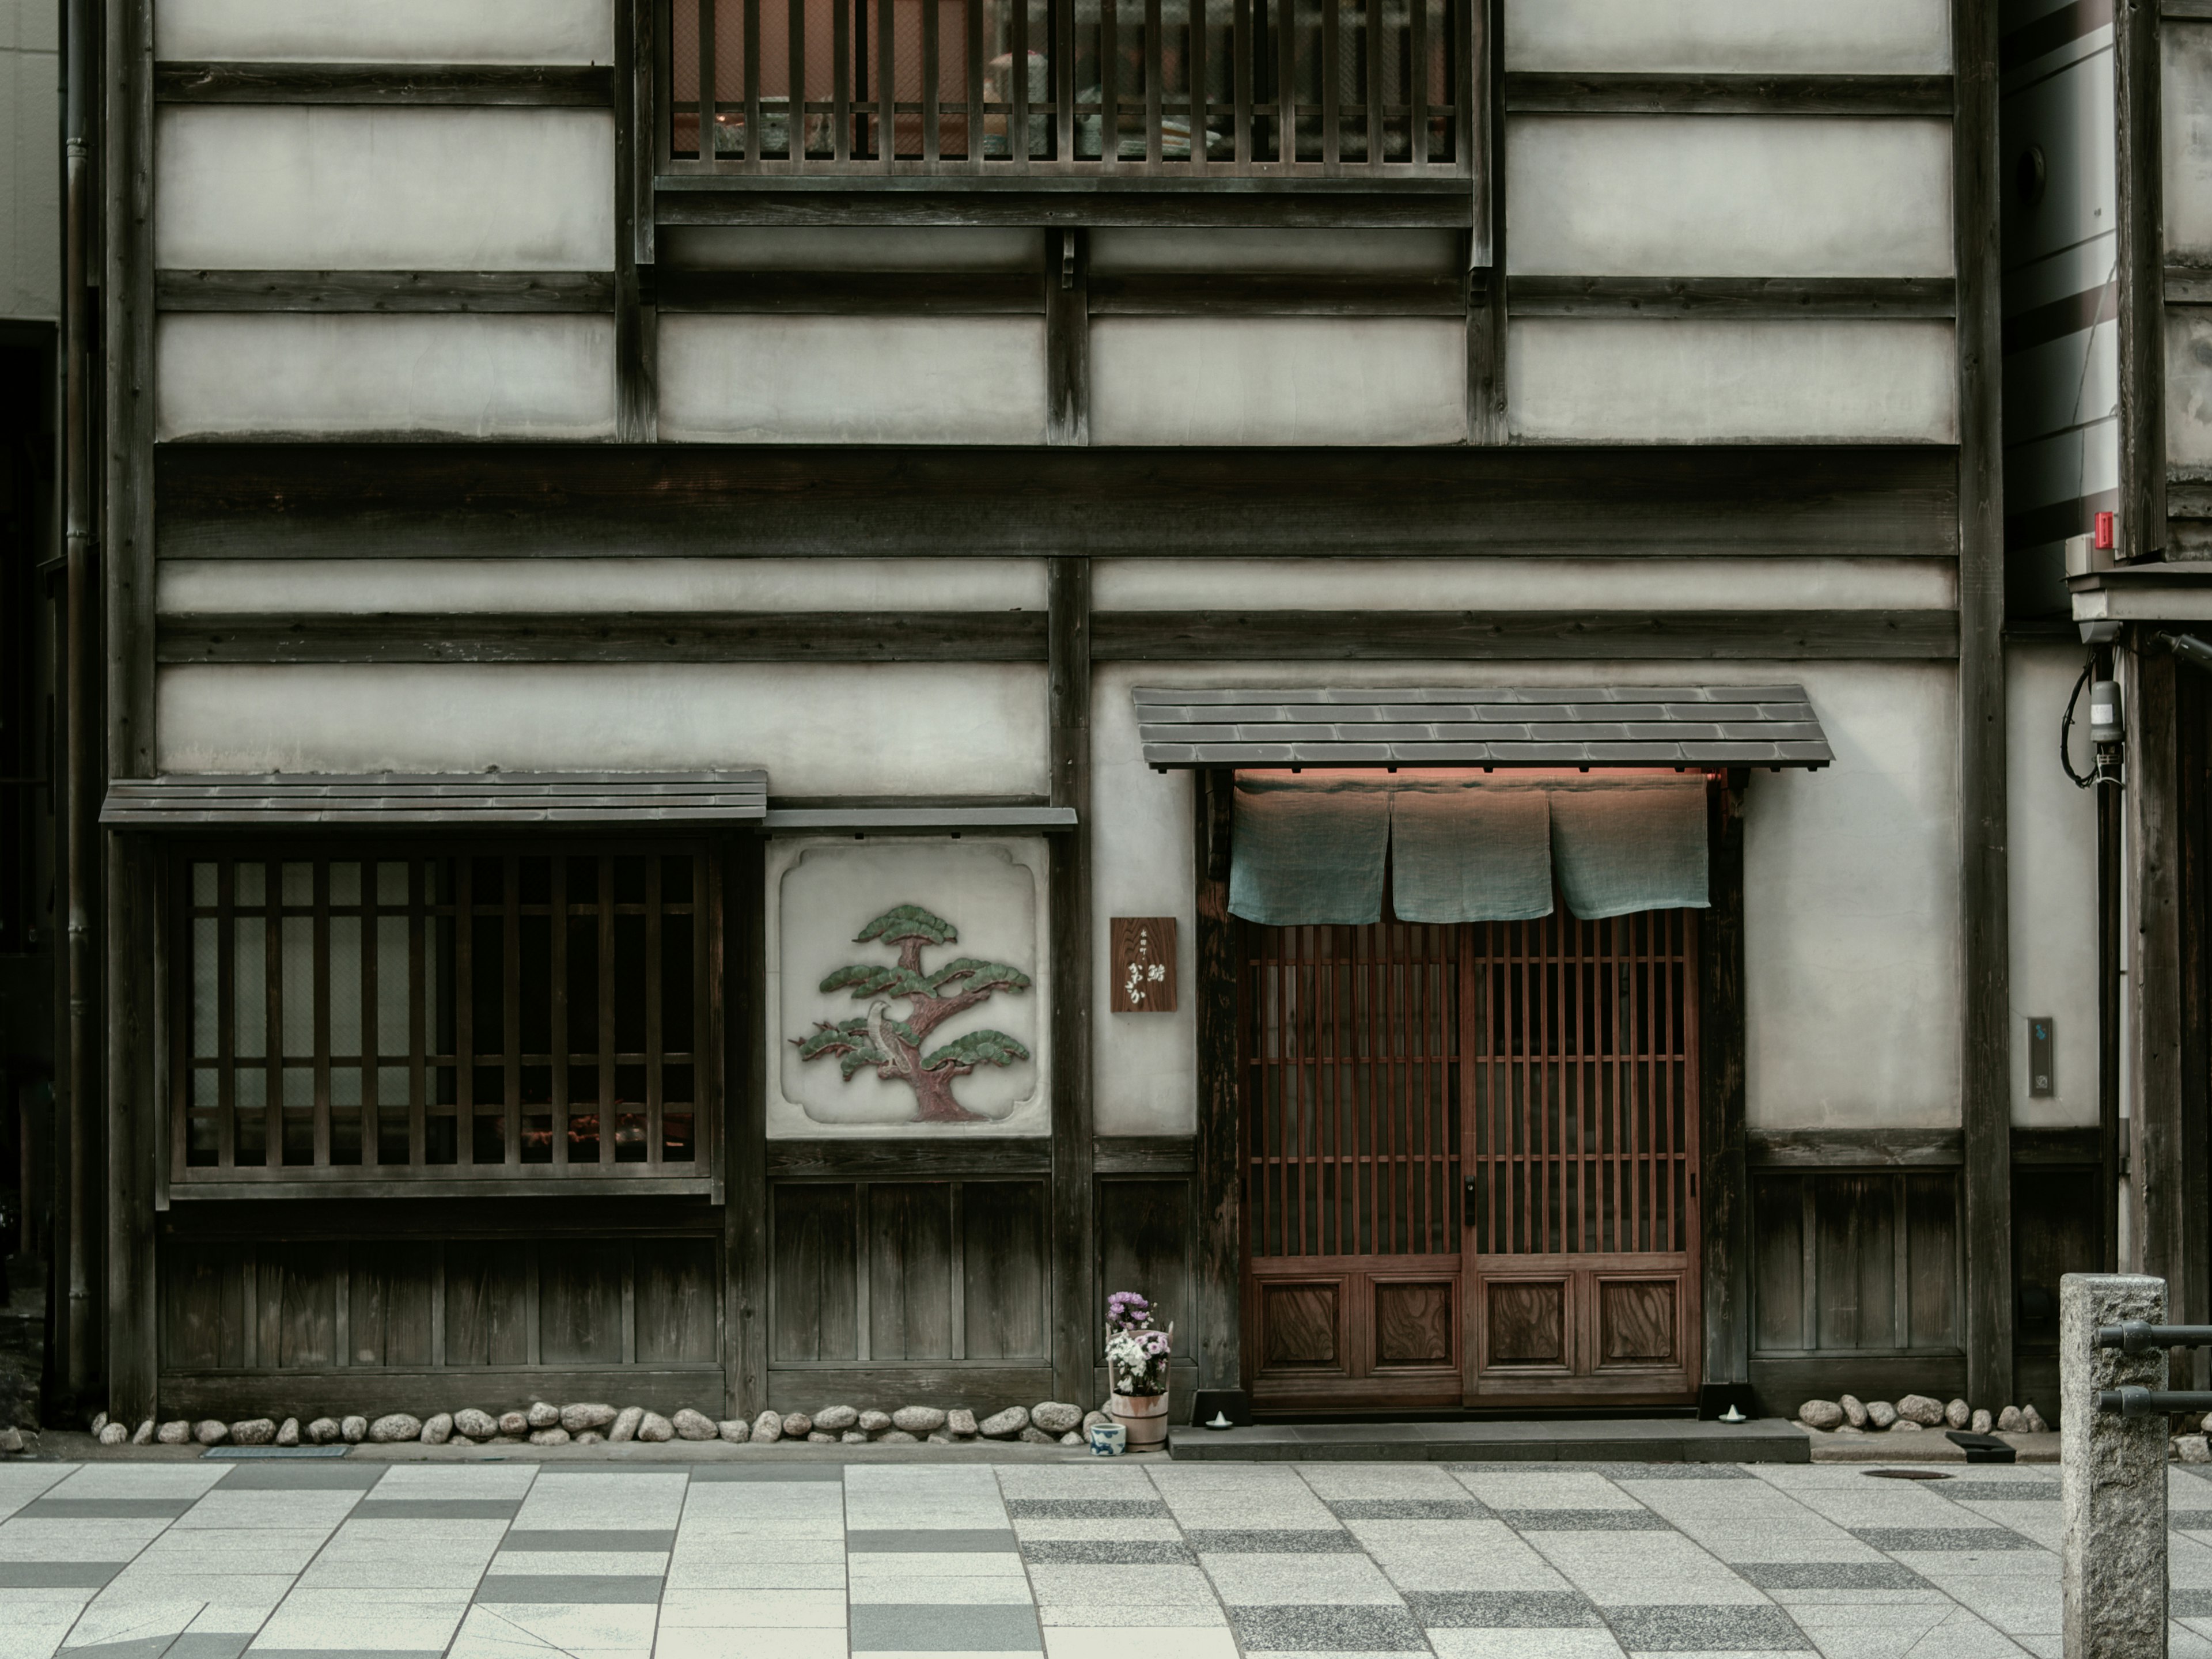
[{"x1": 1104, "y1": 1291, "x2": 1173, "y2": 1450}]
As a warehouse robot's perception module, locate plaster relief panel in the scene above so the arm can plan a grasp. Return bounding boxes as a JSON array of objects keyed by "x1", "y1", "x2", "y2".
[{"x1": 767, "y1": 838, "x2": 1051, "y2": 1138}]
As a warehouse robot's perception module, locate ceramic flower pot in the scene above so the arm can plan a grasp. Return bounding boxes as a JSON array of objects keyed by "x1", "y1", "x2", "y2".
[{"x1": 1109, "y1": 1389, "x2": 1169, "y2": 1448}]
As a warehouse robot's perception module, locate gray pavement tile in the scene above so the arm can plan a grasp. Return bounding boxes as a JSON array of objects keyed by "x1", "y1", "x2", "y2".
[
  {"x1": 1189, "y1": 1529, "x2": 1363, "y2": 1554},
  {"x1": 1736, "y1": 1565, "x2": 1933, "y2": 1590},
  {"x1": 1406, "y1": 1592, "x2": 1603, "y2": 1628},
  {"x1": 349, "y1": 1501, "x2": 518, "y2": 1522},
  {"x1": 1848, "y1": 1529, "x2": 2039, "y2": 1552},
  {"x1": 57, "y1": 1639, "x2": 179, "y2": 1659},
  {"x1": 498, "y1": 1529, "x2": 675, "y2": 1552},
  {"x1": 21, "y1": 1501, "x2": 196, "y2": 1520},
  {"x1": 2175, "y1": 1513, "x2": 2212, "y2": 1532},
  {"x1": 1593, "y1": 1466, "x2": 1755, "y2": 1482},
  {"x1": 1603, "y1": 1607, "x2": 1812, "y2": 1652},
  {"x1": 1497, "y1": 1511, "x2": 1671, "y2": 1533},
  {"x1": 1228, "y1": 1605, "x2": 1431, "y2": 1652},
  {"x1": 470, "y1": 1575, "x2": 664, "y2": 1604},
  {"x1": 0, "y1": 1562, "x2": 129, "y2": 1588},
  {"x1": 1329, "y1": 1499, "x2": 1490, "y2": 1521},
  {"x1": 212, "y1": 1467, "x2": 383, "y2": 1491},
  {"x1": 848, "y1": 1602, "x2": 1042, "y2": 1652},
  {"x1": 1005, "y1": 1498, "x2": 1168, "y2": 1519},
  {"x1": 847, "y1": 1529, "x2": 1020, "y2": 1553},
  {"x1": 684, "y1": 1466, "x2": 844, "y2": 1483},
  {"x1": 243, "y1": 1653, "x2": 452, "y2": 1658},
  {"x1": 1944, "y1": 1486, "x2": 2058, "y2": 1504},
  {"x1": 2177, "y1": 1593, "x2": 2212, "y2": 1619},
  {"x1": 1020, "y1": 1539, "x2": 1196, "y2": 1565},
  {"x1": 168, "y1": 1639, "x2": 253, "y2": 1659}
]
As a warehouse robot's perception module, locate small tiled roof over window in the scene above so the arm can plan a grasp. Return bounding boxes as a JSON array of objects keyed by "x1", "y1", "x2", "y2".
[
  {"x1": 101, "y1": 771, "x2": 768, "y2": 826},
  {"x1": 1133, "y1": 685, "x2": 1831, "y2": 770}
]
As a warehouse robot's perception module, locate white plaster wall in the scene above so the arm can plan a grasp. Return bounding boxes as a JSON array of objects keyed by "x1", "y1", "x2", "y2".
[
  {"x1": 2167, "y1": 309, "x2": 2212, "y2": 470},
  {"x1": 1092, "y1": 661, "x2": 1199, "y2": 1136},
  {"x1": 1086, "y1": 661, "x2": 1962, "y2": 1135},
  {"x1": 1742, "y1": 662, "x2": 1960, "y2": 1128},
  {"x1": 1506, "y1": 0, "x2": 1949, "y2": 73},
  {"x1": 1087, "y1": 229, "x2": 1463, "y2": 275},
  {"x1": 1508, "y1": 319, "x2": 1959, "y2": 444},
  {"x1": 156, "y1": 314, "x2": 617, "y2": 441},
  {"x1": 2006, "y1": 642, "x2": 2100, "y2": 1128},
  {"x1": 1090, "y1": 318, "x2": 1466, "y2": 445},
  {"x1": 156, "y1": 662, "x2": 1051, "y2": 796},
  {"x1": 155, "y1": 0, "x2": 613, "y2": 62},
  {"x1": 1091, "y1": 557, "x2": 1958, "y2": 613},
  {"x1": 157, "y1": 108, "x2": 614, "y2": 272},
  {"x1": 2168, "y1": 24, "x2": 2212, "y2": 263},
  {"x1": 0, "y1": 0, "x2": 57, "y2": 322},
  {"x1": 658, "y1": 315, "x2": 1048, "y2": 444},
  {"x1": 1509, "y1": 117, "x2": 1953, "y2": 278},
  {"x1": 158, "y1": 558, "x2": 1052, "y2": 615},
  {"x1": 661, "y1": 227, "x2": 1044, "y2": 271}
]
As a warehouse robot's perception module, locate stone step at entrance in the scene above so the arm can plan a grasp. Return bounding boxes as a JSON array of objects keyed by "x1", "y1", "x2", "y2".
[{"x1": 1165, "y1": 1415, "x2": 1813, "y2": 1462}]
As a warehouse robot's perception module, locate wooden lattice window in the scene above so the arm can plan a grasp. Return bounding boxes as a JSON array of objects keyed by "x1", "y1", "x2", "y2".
[
  {"x1": 171, "y1": 845, "x2": 718, "y2": 1188},
  {"x1": 667, "y1": 0, "x2": 1468, "y2": 175}
]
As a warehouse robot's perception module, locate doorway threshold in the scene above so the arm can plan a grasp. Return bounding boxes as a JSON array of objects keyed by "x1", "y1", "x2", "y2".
[{"x1": 1165, "y1": 1415, "x2": 1810, "y2": 1463}]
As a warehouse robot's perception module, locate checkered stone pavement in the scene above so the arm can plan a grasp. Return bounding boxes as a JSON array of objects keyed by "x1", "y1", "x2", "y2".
[{"x1": 6, "y1": 1455, "x2": 2212, "y2": 1659}]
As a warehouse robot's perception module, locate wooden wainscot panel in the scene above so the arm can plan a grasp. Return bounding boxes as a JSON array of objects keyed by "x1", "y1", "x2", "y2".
[
  {"x1": 1110, "y1": 917, "x2": 1178, "y2": 1013},
  {"x1": 1095, "y1": 1178, "x2": 1195, "y2": 1372},
  {"x1": 1260, "y1": 1280, "x2": 1346, "y2": 1373}
]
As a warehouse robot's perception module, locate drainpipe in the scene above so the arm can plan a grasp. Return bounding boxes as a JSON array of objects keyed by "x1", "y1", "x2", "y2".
[{"x1": 60, "y1": 0, "x2": 96, "y2": 1399}]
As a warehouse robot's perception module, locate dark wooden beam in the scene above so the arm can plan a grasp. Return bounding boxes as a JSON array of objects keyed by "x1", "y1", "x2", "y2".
[
  {"x1": 156, "y1": 270, "x2": 616, "y2": 313},
  {"x1": 155, "y1": 611, "x2": 1051, "y2": 664},
  {"x1": 154, "y1": 61, "x2": 615, "y2": 105},
  {"x1": 615, "y1": 0, "x2": 656, "y2": 442},
  {"x1": 1088, "y1": 272, "x2": 1464, "y2": 316},
  {"x1": 1699, "y1": 774, "x2": 1748, "y2": 1392},
  {"x1": 1510, "y1": 276, "x2": 1957, "y2": 319},
  {"x1": 764, "y1": 1364, "x2": 1053, "y2": 1411},
  {"x1": 1094, "y1": 1136, "x2": 1198, "y2": 1176},
  {"x1": 655, "y1": 179, "x2": 1478, "y2": 229},
  {"x1": 1745, "y1": 1128, "x2": 1965, "y2": 1167},
  {"x1": 1192, "y1": 768, "x2": 1241, "y2": 1396},
  {"x1": 1505, "y1": 71, "x2": 1953, "y2": 116},
  {"x1": 1955, "y1": 0, "x2": 2013, "y2": 1413},
  {"x1": 154, "y1": 443, "x2": 1964, "y2": 562},
  {"x1": 729, "y1": 835, "x2": 768, "y2": 1418},
  {"x1": 2120, "y1": 0, "x2": 2171, "y2": 560},
  {"x1": 2176, "y1": 662, "x2": 2212, "y2": 1368},
  {"x1": 1047, "y1": 230, "x2": 1090, "y2": 446},
  {"x1": 764, "y1": 1141, "x2": 1054, "y2": 1177},
  {"x1": 2010, "y1": 1126, "x2": 2104, "y2": 1166},
  {"x1": 658, "y1": 270, "x2": 1043, "y2": 313},
  {"x1": 1048, "y1": 559, "x2": 1095, "y2": 1409},
  {"x1": 1469, "y1": 0, "x2": 1506, "y2": 446},
  {"x1": 1090, "y1": 609, "x2": 1960, "y2": 660}
]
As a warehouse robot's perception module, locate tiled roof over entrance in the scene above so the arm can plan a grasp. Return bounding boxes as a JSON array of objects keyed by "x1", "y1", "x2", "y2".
[{"x1": 1133, "y1": 685, "x2": 1832, "y2": 770}]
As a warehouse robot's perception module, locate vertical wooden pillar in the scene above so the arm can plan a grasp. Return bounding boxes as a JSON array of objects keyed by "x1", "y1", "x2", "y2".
[
  {"x1": 1465, "y1": 0, "x2": 1505, "y2": 445},
  {"x1": 1699, "y1": 772, "x2": 1749, "y2": 1389},
  {"x1": 103, "y1": 0, "x2": 158, "y2": 1422},
  {"x1": 1954, "y1": 0, "x2": 2013, "y2": 1413},
  {"x1": 1048, "y1": 559, "x2": 1094, "y2": 1405},
  {"x1": 2176, "y1": 664, "x2": 2212, "y2": 1380},
  {"x1": 1192, "y1": 768, "x2": 1241, "y2": 1393},
  {"x1": 2115, "y1": 0, "x2": 2166, "y2": 564},
  {"x1": 1047, "y1": 230, "x2": 1089, "y2": 447},
  {"x1": 616, "y1": 0, "x2": 659, "y2": 443},
  {"x1": 728, "y1": 833, "x2": 769, "y2": 1416}
]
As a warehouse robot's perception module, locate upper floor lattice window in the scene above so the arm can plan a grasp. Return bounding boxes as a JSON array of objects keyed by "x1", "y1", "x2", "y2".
[{"x1": 666, "y1": 0, "x2": 1468, "y2": 175}]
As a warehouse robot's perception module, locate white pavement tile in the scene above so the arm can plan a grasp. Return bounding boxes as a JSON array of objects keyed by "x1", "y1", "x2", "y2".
[
  {"x1": 1793, "y1": 1605, "x2": 2028, "y2": 1659},
  {"x1": 1527, "y1": 1532, "x2": 1771, "y2": 1608},
  {"x1": 998, "y1": 1467, "x2": 1158, "y2": 1500},
  {"x1": 1427, "y1": 1632, "x2": 1628, "y2": 1659},
  {"x1": 1450, "y1": 1473, "x2": 1646, "y2": 1513},
  {"x1": 47, "y1": 1467, "x2": 230, "y2": 1500},
  {"x1": 91, "y1": 1570, "x2": 297, "y2": 1616},
  {"x1": 449, "y1": 1600, "x2": 660, "y2": 1659},
  {"x1": 1297, "y1": 1465, "x2": 1475, "y2": 1501},
  {"x1": 1200, "y1": 1551, "x2": 1406, "y2": 1607},
  {"x1": 1149, "y1": 1468, "x2": 1338, "y2": 1530},
  {"x1": 1037, "y1": 1605, "x2": 1230, "y2": 1629},
  {"x1": 252, "y1": 1587, "x2": 471, "y2": 1652},
  {"x1": 131, "y1": 1528, "x2": 331, "y2": 1575},
  {"x1": 1012, "y1": 1517, "x2": 1185, "y2": 1543},
  {"x1": 167, "y1": 1493, "x2": 362, "y2": 1533},
  {"x1": 294, "y1": 1522, "x2": 505, "y2": 1590},
  {"x1": 372, "y1": 1467, "x2": 538, "y2": 1501},
  {"x1": 654, "y1": 1632, "x2": 845, "y2": 1659},
  {"x1": 844, "y1": 1574, "x2": 1040, "y2": 1605},
  {"x1": 1351, "y1": 1520, "x2": 1574, "y2": 1594},
  {"x1": 0, "y1": 1467, "x2": 77, "y2": 1521},
  {"x1": 0, "y1": 1518, "x2": 176, "y2": 1560},
  {"x1": 657, "y1": 1588, "x2": 846, "y2": 1628},
  {"x1": 484, "y1": 1551, "x2": 668, "y2": 1577},
  {"x1": 1046, "y1": 1628, "x2": 1237, "y2": 1659},
  {"x1": 513, "y1": 1475, "x2": 688, "y2": 1533},
  {"x1": 1024, "y1": 1562, "x2": 1218, "y2": 1607}
]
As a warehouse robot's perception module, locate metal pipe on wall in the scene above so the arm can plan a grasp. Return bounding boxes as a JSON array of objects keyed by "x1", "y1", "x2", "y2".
[{"x1": 59, "y1": 0, "x2": 96, "y2": 1400}]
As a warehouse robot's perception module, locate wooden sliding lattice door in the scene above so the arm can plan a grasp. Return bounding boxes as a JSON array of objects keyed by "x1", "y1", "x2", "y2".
[{"x1": 1241, "y1": 908, "x2": 1700, "y2": 1411}]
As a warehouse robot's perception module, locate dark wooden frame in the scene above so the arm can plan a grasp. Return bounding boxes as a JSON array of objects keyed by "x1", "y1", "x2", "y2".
[
  {"x1": 164, "y1": 840, "x2": 722, "y2": 1197},
  {"x1": 154, "y1": 63, "x2": 616, "y2": 105}
]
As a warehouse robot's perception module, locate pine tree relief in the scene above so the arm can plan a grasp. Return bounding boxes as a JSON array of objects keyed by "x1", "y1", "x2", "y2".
[{"x1": 792, "y1": 904, "x2": 1033, "y2": 1124}]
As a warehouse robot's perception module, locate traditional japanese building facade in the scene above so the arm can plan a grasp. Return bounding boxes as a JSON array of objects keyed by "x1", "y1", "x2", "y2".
[{"x1": 56, "y1": 0, "x2": 2096, "y2": 1430}]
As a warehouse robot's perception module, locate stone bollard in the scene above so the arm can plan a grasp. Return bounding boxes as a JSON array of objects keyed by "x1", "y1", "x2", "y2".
[{"x1": 2062, "y1": 1273, "x2": 2168, "y2": 1659}]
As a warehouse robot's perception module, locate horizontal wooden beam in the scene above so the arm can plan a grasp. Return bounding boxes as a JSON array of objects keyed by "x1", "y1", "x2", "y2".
[
  {"x1": 155, "y1": 444, "x2": 1964, "y2": 562},
  {"x1": 764, "y1": 1141, "x2": 1052, "y2": 1177},
  {"x1": 656, "y1": 270, "x2": 1043, "y2": 314},
  {"x1": 1094, "y1": 1136, "x2": 1198, "y2": 1175},
  {"x1": 1509, "y1": 276, "x2": 1957, "y2": 319},
  {"x1": 1093, "y1": 609, "x2": 1959, "y2": 660},
  {"x1": 157, "y1": 611, "x2": 1050, "y2": 664},
  {"x1": 2166, "y1": 269, "x2": 2212, "y2": 304},
  {"x1": 160, "y1": 1368, "x2": 725, "y2": 1419},
  {"x1": 655, "y1": 179, "x2": 1476, "y2": 229},
  {"x1": 155, "y1": 61, "x2": 615, "y2": 105},
  {"x1": 157, "y1": 270, "x2": 616, "y2": 313},
  {"x1": 761, "y1": 806, "x2": 1078, "y2": 831},
  {"x1": 1505, "y1": 72, "x2": 1955, "y2": 116},
  {"x1": 167, "y1": 1174, "x2": 718, "y2": 1199},
  {"x1": 1088, "y1": 273, "x2": 1466, "y2": 316},
  {"x1": 1747, "y1": 1128, "x2": 1964, "y2": 1166},
  {"x1": 764, "y1": 1364, "x2": 1052, "y2": 1411}
]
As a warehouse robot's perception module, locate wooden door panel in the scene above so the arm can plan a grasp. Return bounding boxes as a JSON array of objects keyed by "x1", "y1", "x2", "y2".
[
  {"x1": 1597, "y1": 1277, "x2": 1678, "y2": 1367},
  {"x1": 1374, "y1": 1279, "x2": 1454, "y2": 1367},
  {"x1": 1484, "y1": 1277, "x2": 1570, "y2": 1368},
  {"x1": 1262, "y1": 1281, "x2": 1344, "y2": 1371}
]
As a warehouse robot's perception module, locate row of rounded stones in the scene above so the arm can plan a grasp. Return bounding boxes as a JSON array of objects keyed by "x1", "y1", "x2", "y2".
[
  {"x1": 94, "y1": 1400, "x2": 1107, "y2": 1448},
  {"x1": 1796, "y1": 1393, "x2": 2049, "y2": 1434}
]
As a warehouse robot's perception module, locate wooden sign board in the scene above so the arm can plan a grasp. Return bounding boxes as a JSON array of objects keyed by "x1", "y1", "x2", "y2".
[{"x1": 1111, "y1": 917, "x2": 1178, "y2": 1013}]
